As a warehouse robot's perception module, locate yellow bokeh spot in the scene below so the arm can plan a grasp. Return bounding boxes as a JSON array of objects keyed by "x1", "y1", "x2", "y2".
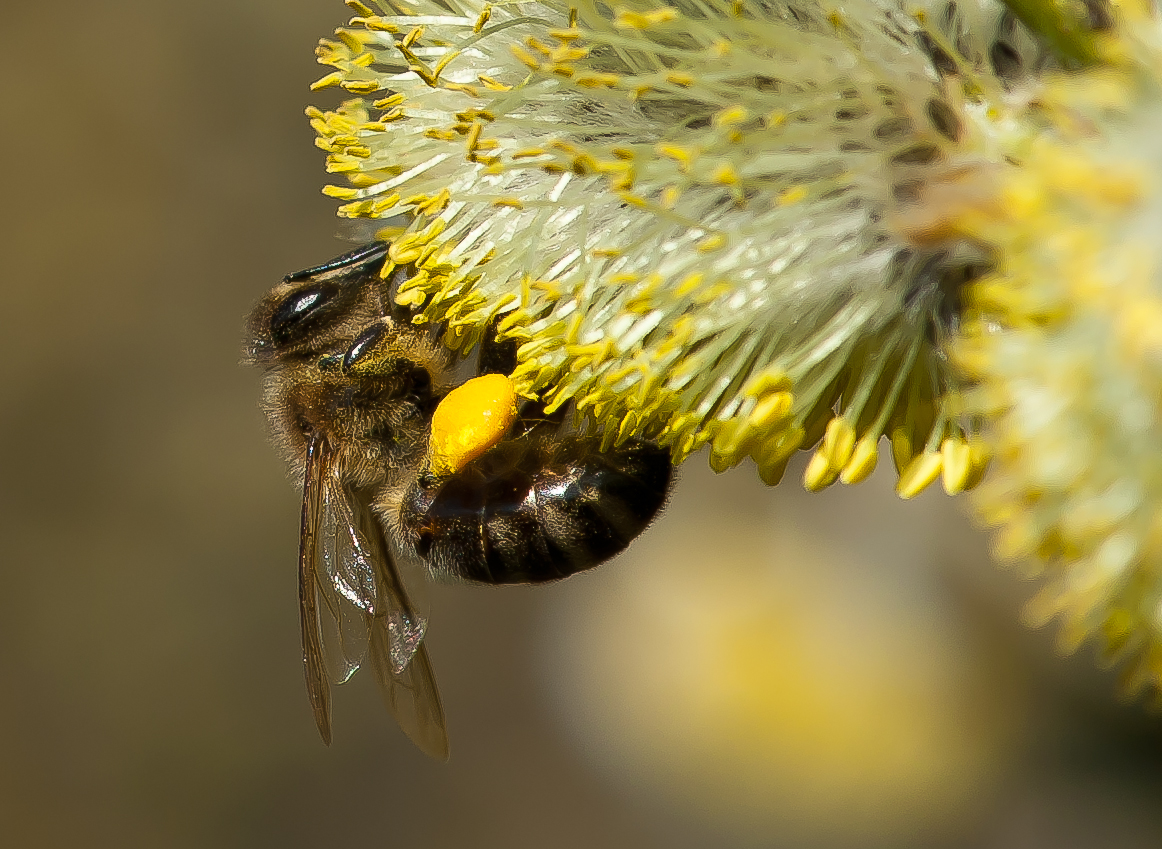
[
  {"x1": 545, "y1": 477, "x2": 1026, "y2": 845},
  {"x1": 429, "y1": 374, "x2": 519, "y2": 476}
]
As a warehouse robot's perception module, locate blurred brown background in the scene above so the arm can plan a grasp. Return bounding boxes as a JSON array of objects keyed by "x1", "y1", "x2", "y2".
[{"x1": 3, "y1": 1, "x2": 1162, "y2": 847}]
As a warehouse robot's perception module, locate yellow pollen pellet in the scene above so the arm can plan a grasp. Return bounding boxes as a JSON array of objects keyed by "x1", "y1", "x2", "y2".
[{"x1": 429, "y1": 374, "x2": 520, "y2": 477}]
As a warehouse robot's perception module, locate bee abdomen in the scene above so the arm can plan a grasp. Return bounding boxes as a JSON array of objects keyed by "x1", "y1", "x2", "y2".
[{"x1": 401, "y1": 442, "x2": 672, "y2": 584}]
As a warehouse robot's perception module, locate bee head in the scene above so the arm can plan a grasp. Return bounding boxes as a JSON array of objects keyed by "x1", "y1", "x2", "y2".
[{"x1": 245, "y1": 242, "x2": 402, "y2": 364}]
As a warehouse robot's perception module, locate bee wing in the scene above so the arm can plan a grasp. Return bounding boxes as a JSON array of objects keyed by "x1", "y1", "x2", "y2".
[
  {"x1": 299, "y1": 436, "x2": 334, "y2": 744},
  {"x1": 324, "y1": 471, "x2": 430, "y2": 675},
  {"x1": 336, "y1": 481, "x2": 449, "y2": 760},
  {"x1": 316, "y1": 473, "x2": 375, "y2": 685},
  {"x1": 315, "y1": 498, "x2": 371, "y2": 686},
  {"x1": 299, "y1": 437, "x2": 446, "y2": 756},
  {"x1": 368, "y1": 618, "x2": 449, "y2": 761}
]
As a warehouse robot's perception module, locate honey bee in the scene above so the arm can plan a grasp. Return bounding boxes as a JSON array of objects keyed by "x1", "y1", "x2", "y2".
[{"x1": 247, "y1": 241, "x2": 673, "y2": 757}]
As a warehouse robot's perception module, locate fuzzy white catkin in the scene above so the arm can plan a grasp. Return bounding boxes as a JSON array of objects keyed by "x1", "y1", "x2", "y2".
[{"x1": 311, "y1": 0, "x2": 1037, "y2": 492}]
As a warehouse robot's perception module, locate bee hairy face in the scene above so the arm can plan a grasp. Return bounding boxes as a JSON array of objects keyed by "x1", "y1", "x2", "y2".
[
  {"x1": 248, "y1": 243, "x2": 451, "y2": 488},
  {"x1": 247, "y1": 241, "x2": 674, "y2": 757}
]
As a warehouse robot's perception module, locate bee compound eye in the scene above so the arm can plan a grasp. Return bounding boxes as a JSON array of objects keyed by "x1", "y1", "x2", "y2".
[
  {"x1": 342, "y1": 322, "x2": 389, "y2": 372},
  {"x1": 269, "y1": 283, "x2": 343, "y2": 348}
]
